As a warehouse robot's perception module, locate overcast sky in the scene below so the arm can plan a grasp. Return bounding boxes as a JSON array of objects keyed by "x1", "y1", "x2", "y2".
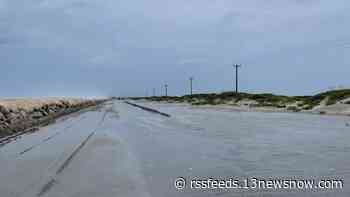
[{"x1": 1, "y1": 0, "x2": 349, "y2": 97}]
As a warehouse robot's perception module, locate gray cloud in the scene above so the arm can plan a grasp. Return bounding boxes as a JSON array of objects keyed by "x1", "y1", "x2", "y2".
[{"x1": 1, "y1": 0, "x2": 350, "y2": 97}]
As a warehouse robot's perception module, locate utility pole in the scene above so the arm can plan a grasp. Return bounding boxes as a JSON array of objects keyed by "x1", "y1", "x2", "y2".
[
  {"x1": 233, "y1": 64, "x2": 241, "y2": 93},
  {"x1": 153, "y1": 88, "x2": 156, "y2": 97},
  {"x1": 189, "y1": 77, "x2": 194, "y2": 95},
  {"x1": 165, "y1": 84, "x2": 168, "y2": 97}
]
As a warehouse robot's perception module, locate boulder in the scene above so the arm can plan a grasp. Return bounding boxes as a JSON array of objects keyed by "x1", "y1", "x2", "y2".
[
  {"x1": 5, "y1": 112, "x2": 22, "y2": 124},
  {"x1": 31, "y1": 111, "x2": 44, "y2": 119},
  {"x1": 40, "y1": 109, "x2": 49, "y2": 116},
  {"x1": 18, "y1": 110, "x2": 27, "y2": 119},
  {"x1": 47, "y1": 107, "x2": 55, "y2": 114},
  {"x1": 0, "y1": 125, "x2": 6, "y2": 135},
  {"x1": 0, "y1": 105, "x2": 10, "y2": 116},
  {"x1": 0, "y1": 112, "x2": 5, "y2": 121}
]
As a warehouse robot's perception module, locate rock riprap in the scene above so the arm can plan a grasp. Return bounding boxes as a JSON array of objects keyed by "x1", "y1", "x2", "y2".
[{"x1": 0, "y1": 98, "x2": 106, "y2": 138}]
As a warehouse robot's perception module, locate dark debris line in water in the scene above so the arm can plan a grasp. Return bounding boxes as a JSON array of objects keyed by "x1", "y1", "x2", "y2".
[{"x1": 124, "y1": 101, "x2": 171, "y2": 117}]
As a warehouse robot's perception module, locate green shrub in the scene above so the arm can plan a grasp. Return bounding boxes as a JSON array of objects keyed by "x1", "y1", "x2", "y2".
[
  {"x1": 302, "y1": 105, "x2": 313, "y2": 110},
  {"x1": 297, "y1": 103, "x2": 304, "y2": 107},
  {"x1": 287, "y1": 106, "x2": 300, "y2": 112},
  {"x1": 314, "y1": 89, "x2": 350, "y2": 106},
  {"x1": 276, "y1": 104, "x2": 287, "y2": 108},
  {"x1": 146, "y1": 89, "x2": 350, "y2": 109}
]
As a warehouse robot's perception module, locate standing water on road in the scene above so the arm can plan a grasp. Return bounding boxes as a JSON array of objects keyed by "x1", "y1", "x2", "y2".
[
  {"x1": 0, "y1": 101, "x2": 349, "y2": 197},
  {"x1": 127, "y1": 101, "x2": 350, "y2": 197}
]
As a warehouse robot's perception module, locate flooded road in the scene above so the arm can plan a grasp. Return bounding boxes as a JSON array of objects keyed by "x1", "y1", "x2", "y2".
[{"x1": 0, "y1": 100, "x2": 349, "y2": 197}]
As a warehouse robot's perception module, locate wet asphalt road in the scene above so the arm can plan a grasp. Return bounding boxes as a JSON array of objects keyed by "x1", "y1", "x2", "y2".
[{"x1": 0, "y1": 100, "x2": 349, "y2": 197}]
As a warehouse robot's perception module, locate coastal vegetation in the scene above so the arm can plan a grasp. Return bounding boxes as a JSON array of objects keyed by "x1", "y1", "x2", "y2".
[{"x1": 129, "y1": 89, "x2": 350, "y2": 114}]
